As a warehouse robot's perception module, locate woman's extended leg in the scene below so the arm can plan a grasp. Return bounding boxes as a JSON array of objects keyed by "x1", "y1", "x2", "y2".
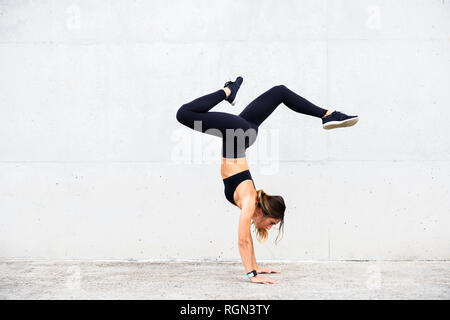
[{"x1": 239, "y1": 85, "x2": 328, "y2": 126}]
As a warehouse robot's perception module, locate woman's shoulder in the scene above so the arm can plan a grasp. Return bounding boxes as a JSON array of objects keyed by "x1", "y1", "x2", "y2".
[{"x1": 234, "y1": 180, "x2": 257, "y2": 208}]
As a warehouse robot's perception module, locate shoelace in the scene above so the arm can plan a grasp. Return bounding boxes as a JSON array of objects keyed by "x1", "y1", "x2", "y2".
[
  {"x1": 334, "y1": 111, "x2": 344, "y2": 120},
  {"x1": 224, "y1": 80, "x2": 233, "y2": 88}
]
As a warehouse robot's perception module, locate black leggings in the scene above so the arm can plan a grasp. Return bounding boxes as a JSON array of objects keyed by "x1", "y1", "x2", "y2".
[{"x1": 176, "y1": 84, "x2": 328, "y2": 158}]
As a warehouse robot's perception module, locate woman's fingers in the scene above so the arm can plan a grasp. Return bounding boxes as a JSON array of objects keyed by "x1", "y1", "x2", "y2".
[
  {"x1": 264, "y1": 278, "x2": 278, "y2": 284},
  {"x1": 250, "y1": 275, "x2": 278, "y2": 284},
  {"x1": 258, "y1": 267, "x2": 280, "y2": 274},
  {"x1": 266, "y1": 269, "x2": 279, "y2": 273}
]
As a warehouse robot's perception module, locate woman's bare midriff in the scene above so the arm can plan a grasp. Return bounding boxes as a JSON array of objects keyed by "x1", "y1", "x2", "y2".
[
  {"x1": 221, "y1": 157, "x2": 256, "y2": 208},
  {"x1": 220, "y1": 157, "x2": 256, "y2": 208},
  {"x1": 221, "y1": 157, "x2": 249, "y2": 179}
]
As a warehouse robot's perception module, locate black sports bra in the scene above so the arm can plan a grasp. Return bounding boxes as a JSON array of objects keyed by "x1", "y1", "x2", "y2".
[{"x1": 222, "y1": 170, "x2": 255, "y2": 206}]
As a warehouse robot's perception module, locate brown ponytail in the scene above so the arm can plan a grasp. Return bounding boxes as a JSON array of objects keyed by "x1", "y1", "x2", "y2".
[{"x1": 253, "y1": 189, "x2": 286, "y2": 245}]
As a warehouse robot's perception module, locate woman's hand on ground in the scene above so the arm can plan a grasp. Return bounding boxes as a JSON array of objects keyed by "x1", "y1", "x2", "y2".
[
  {"x1": 250, "y1": 275, "x2": 278, "y2": 284},
  {"x1": 256, "y1": 267, "x2": 280, "y2": 274}
]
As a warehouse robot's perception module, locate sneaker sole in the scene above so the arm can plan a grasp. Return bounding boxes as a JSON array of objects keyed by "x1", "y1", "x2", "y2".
[{"x1": 323, "y1": 117, "x2": 359, "y2": 130}]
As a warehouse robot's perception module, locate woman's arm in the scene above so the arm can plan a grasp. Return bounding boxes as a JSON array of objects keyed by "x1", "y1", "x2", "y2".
[
  {"x1": 237, "y1": 199, "x2": 278, "y2": 284},
  {"x1": 249, "y1": 231, "x2": 258, "y2": 270},
  {"x1": 237, "y1": 202, "x2": 257, "y2": 273}
]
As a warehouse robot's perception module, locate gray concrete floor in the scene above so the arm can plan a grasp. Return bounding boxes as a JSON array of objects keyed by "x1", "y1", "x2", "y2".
[{"x1": 0, "y1": 260, "x2": 449, "y2": 299}]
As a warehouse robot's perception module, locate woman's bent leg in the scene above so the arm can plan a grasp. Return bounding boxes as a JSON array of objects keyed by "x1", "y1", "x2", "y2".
[
  {"x1": 239, "y1": 84, "x2": 328, "y2": 126},
  {"x1": 176, "y1": 90, "x2": 257, "y2": 158},
  {"x1": 176, "y1": 89, "x2": 226, "y2": 128}
]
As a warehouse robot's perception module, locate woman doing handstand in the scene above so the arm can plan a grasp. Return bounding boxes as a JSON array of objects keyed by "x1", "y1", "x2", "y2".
[{"x1": 176, "y1": 77, "x2": 359, "y2": 284}]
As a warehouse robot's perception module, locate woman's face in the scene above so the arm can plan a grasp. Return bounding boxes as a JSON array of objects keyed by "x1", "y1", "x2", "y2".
[{"x1": 253, "y1": 207, "x2": 281, "y2": 230}]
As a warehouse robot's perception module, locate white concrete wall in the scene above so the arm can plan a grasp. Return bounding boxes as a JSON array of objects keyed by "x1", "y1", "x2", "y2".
[{"x1": 1, "y1": 0, "x2": 449, "y2": 261}]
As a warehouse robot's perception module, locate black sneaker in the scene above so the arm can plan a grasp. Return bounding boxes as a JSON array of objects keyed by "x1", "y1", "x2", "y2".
[
  {"x1": 322, "y1": 110, "x2": 359, "y2": 130},
  {"x1": 223, "y1": 76, "x2": 243, "y2": 105}
]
